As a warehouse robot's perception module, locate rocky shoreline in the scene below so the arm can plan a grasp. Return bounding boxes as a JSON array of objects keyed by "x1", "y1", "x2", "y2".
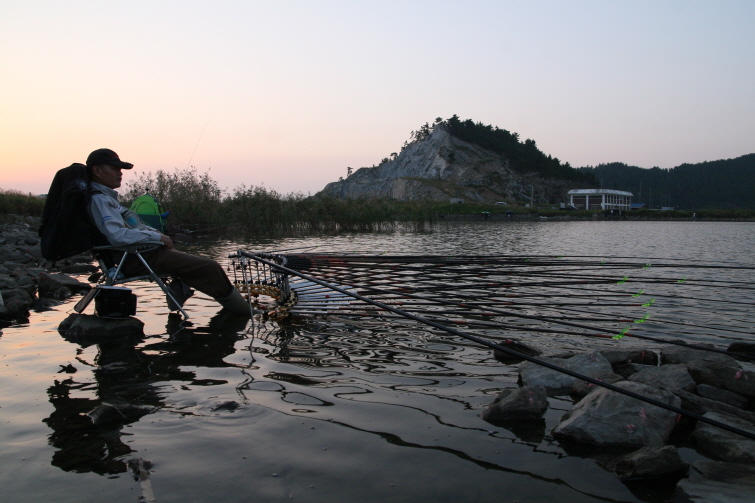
[
  {"x1": 484, "y1": 341, "x2": 755, "y2": 501},
  {"x1": 0, "y1": 217, "x2": 95, "y2": 323}
]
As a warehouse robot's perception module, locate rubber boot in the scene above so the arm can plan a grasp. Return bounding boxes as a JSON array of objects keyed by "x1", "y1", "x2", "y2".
[{"x1": 215, "y1": 288, "x2": 254, "y2": 315}]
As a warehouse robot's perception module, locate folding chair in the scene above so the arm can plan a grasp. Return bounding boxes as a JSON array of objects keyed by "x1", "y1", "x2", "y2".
[{"x1": 73, "y1": 242, "x2": 190, "y2": 319}]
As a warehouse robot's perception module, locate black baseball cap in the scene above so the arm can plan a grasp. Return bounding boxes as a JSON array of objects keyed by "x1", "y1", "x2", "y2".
[{"x1": 86, "y1": 148, "x2": 134, "y2": 169}]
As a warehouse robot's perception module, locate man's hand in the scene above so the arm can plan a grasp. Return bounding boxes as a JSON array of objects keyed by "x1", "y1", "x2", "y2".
[{"x1": 160, "y1": 234, "x2": 174, "y2": 249}]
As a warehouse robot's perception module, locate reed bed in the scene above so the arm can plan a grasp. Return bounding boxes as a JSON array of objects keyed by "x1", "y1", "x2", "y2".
[{"x1": 0, "y1": 189, "x2": 45, "y2": 217}]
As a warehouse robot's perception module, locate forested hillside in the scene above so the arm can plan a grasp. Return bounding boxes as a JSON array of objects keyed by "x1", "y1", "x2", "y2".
[
  {"x1": 579, "y1": 154, "x2": 755, "y2": 210},
  {"x1": 440, "y1": 116, "x2": 596, "y2": 184}
]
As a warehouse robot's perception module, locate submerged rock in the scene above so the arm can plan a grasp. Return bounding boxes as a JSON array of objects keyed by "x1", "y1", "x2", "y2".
[
  {"x1": 492, "y1": 339, "x2": 542, "y2": 364},
  {"x1": 692, "y1": 411, "x2": 755, "y2": 464},
  {"x1": 614, "y1": 445, "x2": 688, "y2": 480},
  {"x1": 212, "y1": 401, "x2": 241, "y2": 412},
  {"x1": 673, "y1": 460, "x2": 755, "y2": 503},
  {"x1": 552, "y1": 381, "x2": 680, "y2": 448},
  {"x1": 481, "y1": 386, "x2": 548, "y2": 423}
]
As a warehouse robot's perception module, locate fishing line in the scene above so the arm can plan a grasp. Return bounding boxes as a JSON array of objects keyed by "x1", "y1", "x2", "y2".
[{"x1": 185, "y1": 113, "x2": 215, "y2": 170}]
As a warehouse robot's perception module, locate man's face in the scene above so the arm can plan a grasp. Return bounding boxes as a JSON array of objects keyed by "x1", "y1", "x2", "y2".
[{"x1": 92, "y1": 164, "x2": 123, "y2": 189}]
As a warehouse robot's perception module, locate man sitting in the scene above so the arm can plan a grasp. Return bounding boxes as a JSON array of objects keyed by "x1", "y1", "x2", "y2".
[{"x1": 86, "y1": 148, "x2": 250, "y2": 315}]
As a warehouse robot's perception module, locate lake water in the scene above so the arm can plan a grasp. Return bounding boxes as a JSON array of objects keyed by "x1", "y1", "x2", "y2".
[{"x1": 1, "y1": 221, "x2": 753, "y2": 503}]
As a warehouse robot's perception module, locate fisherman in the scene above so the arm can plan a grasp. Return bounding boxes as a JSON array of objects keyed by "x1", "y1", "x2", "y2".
[{"x1": 86, "y1": 148, "x2": 250, "y2": 314}]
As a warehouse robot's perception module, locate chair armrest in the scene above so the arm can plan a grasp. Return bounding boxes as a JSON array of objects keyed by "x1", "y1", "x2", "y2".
[{"x1": 93, "y1": 241, "x2": 164, "y2": 254}]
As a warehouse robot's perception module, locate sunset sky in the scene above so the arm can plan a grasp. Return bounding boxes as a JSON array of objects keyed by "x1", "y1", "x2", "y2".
[{"x1": 2, "y1": 1, "x2": 753, "y2": 197}]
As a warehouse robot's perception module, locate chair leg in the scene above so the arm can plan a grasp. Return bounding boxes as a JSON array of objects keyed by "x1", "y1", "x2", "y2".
[{"x1": 133, "y1": 252, "x2": 190, "y2": 319}]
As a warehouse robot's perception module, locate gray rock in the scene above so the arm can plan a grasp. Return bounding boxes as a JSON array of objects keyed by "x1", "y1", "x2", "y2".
[
  {"x1": 614, "y1": 362, "x2": 655, "y2": 378},
  {"x1": 672, "y1": 460, "x2": 755, "y2": 503},
  {"x1": 552, "y1": 381, "x2": 680, "y2": 448},
  {"x1": 629, "y1": 364, "x2": 697, "y2": 392},
  {"x1": 493, "y1": 339, "x2": 542, "y2": 363},
  {"x1": 662, "y1": 345, "x2": 740, "y2": 370},
  {"x1": 669, "y1": 387, "x2": 755, "y2": 424},
  {"x1": 58, "y1": 313, "x2": 144, "y2": 338},
  {"x1": 481, "y1": 386, "x2": 549, "y2": 422},
  {"x1": 1, "y1": 288, "x2": 34, "y2": 316},
  {"x1": 697, "y1": 384, "x2": 748, "y2": 409},
  {"x1": 692, "y1": 411, "x2": 755, "y2": 464},
  {"x1": 614, "y1": 445, "x2": 687, "y2": 480},
  {"x1": 0, "y1": 274, "x2": 16, "y2": 289},
  {"x1": 519, "y1": 351, "x2": 613, "y2": 396},
  {"x1": 571, "y1": 370, "x2": 624, "y2": 399},
  {"x1": 38, "y1": 271, "x2": 91, "y2": 296},
  {"x1": 687, "y1": 362, "x2": 755, "y2": 400},
  {"x1": 599, "y1": 349, "x2": 658, "y2": 366}
]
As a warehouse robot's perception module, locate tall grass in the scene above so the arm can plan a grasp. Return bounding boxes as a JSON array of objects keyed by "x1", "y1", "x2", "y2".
[{"x1": 0, "y1": 189, "x2": 45, "y2": 217}]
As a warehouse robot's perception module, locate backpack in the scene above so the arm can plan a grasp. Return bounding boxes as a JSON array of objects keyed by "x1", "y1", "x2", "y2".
[
  {"x1": 130, "y1": 193, "x2": 168, "y2": 233},
  {"x1": 38, "y1": 163, "x2": 107, "y2": 262}
]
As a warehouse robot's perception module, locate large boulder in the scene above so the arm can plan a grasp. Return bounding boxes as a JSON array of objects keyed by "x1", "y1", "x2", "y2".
[
  {"x1": 492, "y1": 339, "x2": 542, "y2": 364},
  {"x1": 519, "y1": 351, "x2": 613, "y2": 396},
  {"x1": 692, "y1": 411, "x2": 755, "y2": 464},
  {"x1": 552, "y1": 381, "x2": 680, "y2": 448}
]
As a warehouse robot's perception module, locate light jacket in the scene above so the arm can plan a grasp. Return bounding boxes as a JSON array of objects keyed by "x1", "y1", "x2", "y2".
[{"x1": 89, "y1": 182, "x2": 162, "y2": 246}]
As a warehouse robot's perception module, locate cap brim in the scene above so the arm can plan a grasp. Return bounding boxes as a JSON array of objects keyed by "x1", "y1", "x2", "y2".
[{"x1": 112, "y1": 161, "x2": 134, "y2": 169}]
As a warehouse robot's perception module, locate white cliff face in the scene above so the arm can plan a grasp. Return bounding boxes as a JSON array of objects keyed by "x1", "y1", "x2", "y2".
[{"x1": 319, "y1": 126, "x2": 578, "y2": 203}]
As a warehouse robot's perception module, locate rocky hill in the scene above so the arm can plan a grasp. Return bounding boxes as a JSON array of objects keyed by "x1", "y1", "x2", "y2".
[{"x1": 319, "y1": 124, "x2": 591, "y2": 204}]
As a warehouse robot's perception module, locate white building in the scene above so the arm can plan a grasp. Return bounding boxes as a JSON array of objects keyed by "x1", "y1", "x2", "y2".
[{"x1": 567, "y1": 189, "x2": 633, "y2": 211}]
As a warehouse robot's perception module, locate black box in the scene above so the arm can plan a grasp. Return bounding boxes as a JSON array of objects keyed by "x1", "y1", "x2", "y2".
[{"x1": 94, "y1": 286, "x2": 137, "y2": 318}]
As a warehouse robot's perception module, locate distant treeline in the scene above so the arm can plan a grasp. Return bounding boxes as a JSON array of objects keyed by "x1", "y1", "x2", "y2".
[
  {"x1": 407, "y1": 116, "x2": 597, "y2": 184},
  {"x1": 578, "y1": 154, "x2": 755, "y2": 210}
]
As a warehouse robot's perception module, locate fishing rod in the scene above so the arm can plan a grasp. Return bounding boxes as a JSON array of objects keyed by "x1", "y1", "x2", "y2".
[
  {"x1": 241, "y1": 251, "x2": 755, "y2": 442},
  {"x1": 286, "y1": 252, "x2": 755, "y2": 269},
  {"x1": 284, "y1": 258, "x2": 755, "y2": 359}
]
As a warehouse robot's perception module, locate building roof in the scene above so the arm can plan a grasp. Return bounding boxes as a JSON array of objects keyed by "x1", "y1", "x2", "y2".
[
  {"x1": 567, "y1": 189, "x2": 633, "y2": 196},
  {"x1": 630, "y1": 202, "x2": 645, "y2": 209}
]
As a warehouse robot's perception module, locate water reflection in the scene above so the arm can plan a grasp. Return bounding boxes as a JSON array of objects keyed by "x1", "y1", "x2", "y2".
[{"x1": 44, "y1": 311, "x2": 252, "y2": 474}]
